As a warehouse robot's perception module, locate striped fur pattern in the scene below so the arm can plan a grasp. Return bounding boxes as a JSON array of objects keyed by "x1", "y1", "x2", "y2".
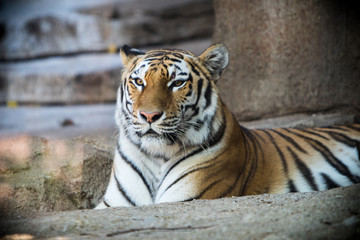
[{"x1": 96, "y1": 44, "x2": 360, "y2": 208}]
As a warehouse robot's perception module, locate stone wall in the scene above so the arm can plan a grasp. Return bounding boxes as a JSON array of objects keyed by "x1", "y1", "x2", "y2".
[
  {"x1": 213, "y1": 0, "x2": 360, "y2": 120},
  {"x1": 0, "y1": 0, "x2": 213, "y2": 104}
]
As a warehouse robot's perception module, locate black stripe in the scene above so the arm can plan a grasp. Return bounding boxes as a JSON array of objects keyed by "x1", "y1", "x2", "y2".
[
  {"x1": 330, "y1": 132, "x2": 357, "y2": 148},
  {"x1": 240, "y1": 128, "x2": 260, "y2": 195},
  {"x1": 321, "y1": 173, "x2": 340, "y2": 189},
  {"x1": 204, "y1": 82, "x2": 212, "y2": 109},
  {"x1": 182, "y1": 178, "x2": 224, "y2": 201},
  {"x1": 194, "y1": 79, "x2": 203, "y2": 107},
  {"x1": 243, "y1": 128, "x2": 264, "y2": 159},
  {"x1": 288, "y1": 180, "x2": 298, "y2": 192},
  {"x1": 157, "y1": 148, "x2": 204, "y2": 190},
  {"x1": 287, "y1": 147, "x2": 318, "y2": 191},
  {"x1": 114, "y1": 172, "x2": 136, "y2": 206},
  {"x1": 323, "y1": 126, "x2": 348, "y2": 131},
  {"x1": 270, "y1": 129, "x2": 308, "y2": 154},
  {"x1": 243, "y1": 128, "x2": 260, "y2": 168},
  {"x1": 125, "y1": 101, "x2": 132, "y2": 115},
  {"x1": 188, "y1": 62, "x2": 200, "y2": 76},
  {"x1": 161, "y1": 163, "x2": 216, "y2": 197},
  {"x1": 220, "y1": 164, "x2": 246, "y2": 197},
  {"x1": 173, "y1": 53, "x2": 184, "y2": 59},
  {"x1": 129, "y1": 58, "x2": 140, "y2": 72},
  {"x1": 184, "y1": 78, "x2": 203, "y2": 117},
  {"x1": 146, "y1": 52, "x2": 165, "y2": 57},
  {"x1": 169, "y1": 57, "x2": 182, "y2": 63},
  {"x1": 144, "y1": 57, "x2": 163, "y2": 62},
  {"x1": 120, "y1": 79, "x2": 125, "y2": 102},
  {"x1": 174, "y1": 65, "x2": 182, "y2": 71},
  {"x1": 160, "y1": 67, "x2": 167, "y2": 78},
  {"x1": 185, "y1": 87, "x2": 193, "y2": 97},
  {"x1": 220, "y1": 129, "x2": 249, "y2": 197},
  {"x1": 103, "y1": 199, "x2": 110, "y2": 207},
  {"x1": 187, "y1": 73, "x2": 193, "y2": 83},
  {"x1": 251, "y1": 130, "x2": 266, "y2": 143},
  {"x1": 194, "y1": 119, "x2": 204, "y2": 131},
  {"x1": 285, "y1": 128, "x2": 359, "y2": 184},
  {"x1": 260, "y1": 130, "x2": 288, "y2": 174},
  {"x1": 317, "y1": 130, "x2": 357, "y2": 148},
  {"x1": 117, "y1": 143, "x2": 153, "y2": 199},
  {"x1": 192, "y1": 61, "x2": 212, "y2": 79},
  {"x1": 299, "y1": 129, "x2": 329, "y2": 140},
  {"x1": 207, "y1": 113, "x2": 226, "y2": 147},
  {"x1": 345, "y1": 125, "x2": 360, "y2": 132}
]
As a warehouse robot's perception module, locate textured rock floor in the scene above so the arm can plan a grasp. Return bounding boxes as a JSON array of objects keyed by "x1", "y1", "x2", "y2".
[{"x1": 1, "y1": 184, "x2": 359, "y2": 239}]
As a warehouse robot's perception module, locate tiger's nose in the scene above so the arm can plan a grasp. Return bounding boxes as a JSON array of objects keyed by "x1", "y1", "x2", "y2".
[{"x1": 140, "y1": 111, "x2": 163, "y2": 123}]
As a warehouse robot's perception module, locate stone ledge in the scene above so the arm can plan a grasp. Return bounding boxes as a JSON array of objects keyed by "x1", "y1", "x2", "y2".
[
  {"x1": 0, "y1": 54, "x2": 122, "y2": 104},
  {"x1": 240, "y1": 110, "x2": 359, "y2": 129},
  {"x1": 1, "y1": 184, "x2": 359, "y2": 239}
]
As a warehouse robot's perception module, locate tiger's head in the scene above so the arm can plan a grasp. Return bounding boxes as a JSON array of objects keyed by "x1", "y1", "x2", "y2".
[{"x1": 117, "y1": 44, "x2": 229, "y2": 158}]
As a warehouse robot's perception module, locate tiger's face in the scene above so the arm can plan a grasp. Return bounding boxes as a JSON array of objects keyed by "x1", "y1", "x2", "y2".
[{"x1": 117, "y1": 45, "x2": 228, "y2": 158}]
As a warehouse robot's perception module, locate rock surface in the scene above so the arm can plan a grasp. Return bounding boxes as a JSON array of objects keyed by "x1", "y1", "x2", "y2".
[
  {"x1": 1, "y1": 184, "x2": 359, "y2": 239},
  {"x1": 0, "y1": 136, "x2": 114, "y2": 218},
  {"x1": 213, "y1": 0, "x2": 360, "y2": 120}
]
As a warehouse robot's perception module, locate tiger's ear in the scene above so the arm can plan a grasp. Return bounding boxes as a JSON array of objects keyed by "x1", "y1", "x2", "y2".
[
  {"x1": 198, "y1": 44, "x2": 229, "y2": 81},
  {"x1": 120, "y1": 45, "x2": 145, "y2": 68}
]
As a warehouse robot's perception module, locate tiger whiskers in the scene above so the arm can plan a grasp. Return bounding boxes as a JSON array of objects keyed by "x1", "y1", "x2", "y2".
[
  {"x1": 174, "y1": 130, "x2": 188, "y2": 157},
  {"x1": 112, "y1": 127, "x2": 120, "y2": 141},
  {"x1": 178, "y1": 121, "x2": 212, "y2": 152}
]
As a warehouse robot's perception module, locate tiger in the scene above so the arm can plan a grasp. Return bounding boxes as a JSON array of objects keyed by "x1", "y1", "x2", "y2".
[{"x1": 95, "y1": 44, "x2": 360, "y2": 208}]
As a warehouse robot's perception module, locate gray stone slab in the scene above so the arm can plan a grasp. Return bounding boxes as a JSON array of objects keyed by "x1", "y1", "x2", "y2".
[
  {"x1": 0, "y1": 54, "x2": 123, "y2": 104},
  {"x1": 1, "y1": 184, "x2": 359, "y2": 239}
]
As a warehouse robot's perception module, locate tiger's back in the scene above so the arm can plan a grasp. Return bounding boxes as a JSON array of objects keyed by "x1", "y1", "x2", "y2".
[
  {"x1": 240, "y1": 125, "x2": 360, "y2": 195},
  {"x1": 96, "y1": 44, "x2": 360, "y2": 209}
]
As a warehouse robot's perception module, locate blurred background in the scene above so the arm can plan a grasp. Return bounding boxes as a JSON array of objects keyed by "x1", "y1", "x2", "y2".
[
  {"x1": 0, "y1": 0, "x2": 359, "y2": 140},
  {"x1": 0, "y1": 0, "x2": 214, "y2": 139}
]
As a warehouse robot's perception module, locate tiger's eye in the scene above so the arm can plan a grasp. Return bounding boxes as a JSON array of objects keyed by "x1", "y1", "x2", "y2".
[
  {"x1": 135, "y1": 79, "x2": 143, "y2": 86},
  {"x1": 174, "y1": 80, "x2": 183, "y2": 86}
]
